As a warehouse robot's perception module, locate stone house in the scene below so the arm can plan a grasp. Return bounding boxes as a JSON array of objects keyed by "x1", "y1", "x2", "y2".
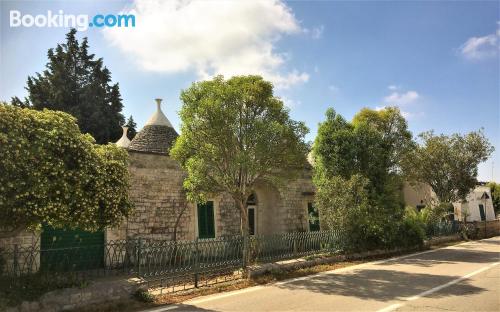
[
  {"x1": 403, "y1": 182, "x2": 496, "y2": 222},
  {"x1": 0, "y1": 98, "x2": 317, "y2": 273},
  {"x1": 109, "y1": 99, "x2": 318, "y2": 242}
]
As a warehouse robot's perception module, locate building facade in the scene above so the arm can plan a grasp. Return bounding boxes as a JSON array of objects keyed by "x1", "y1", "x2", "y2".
[{"x1": 109, "y1": 99, "x2": 317, "y2": 242}]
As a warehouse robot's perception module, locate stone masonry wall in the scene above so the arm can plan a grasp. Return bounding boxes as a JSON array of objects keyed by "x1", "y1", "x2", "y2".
[
  {"x1": 124, "y1": 151, "x2": 195, "y2": 241},
  {"x1": 107, "y1": 151, "x2": 316, "y2": 241},
  {"x1": 278, "y1": 170, "x2": 316, "y2": 233}
]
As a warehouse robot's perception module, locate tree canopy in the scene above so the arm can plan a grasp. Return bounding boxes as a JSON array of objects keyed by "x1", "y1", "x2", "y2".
[
  {"x1": 171, "y1": 75, "x2": 309, "y2": 234},
  {"x1": 312, "y1": 107, "x2": 414, "y2": 249},
  {"x1": 403, "y1": 130, "x2": 494, "y2": 203},
  {"x1": 12, "y1": 29, "x2": 125, "y2": 144},
  {"x1": 0, "y1": 104, "x2": 132, "y2": 234},
  {"x1": 125, "y1": 115, "x2": 137, "y2": 140}
]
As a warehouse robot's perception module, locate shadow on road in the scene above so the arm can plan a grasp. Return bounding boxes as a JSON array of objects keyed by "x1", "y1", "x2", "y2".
[
  {"x1": 378, "y1": 248, "x2": 500, "y2": 267},
  {"x1": 276, "y1": 269, "x2": 486, "y2": 302},
  {"x1": 165, "y1": 303, "x2": 216, "y2": 312}
]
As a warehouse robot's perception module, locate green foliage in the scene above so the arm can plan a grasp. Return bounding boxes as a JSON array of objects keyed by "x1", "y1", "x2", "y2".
[
  {"x1": 171, "y1": 75, "x2": 309, "y2": 234},
  {"x1": 352, "y1": 107, "x2": 414, "y2": 173},
  {"x1": 12, "y1": 29, "x2": 125, "y2": 144},
  {"x1": 403, "y1": 130, "x2": 494, "y2": 203},
  {"x1": 487, "y1": 182, "x2": 500, "y2": 216},
  {"x1": 125, "y1": 115, "x2": 137, "y2": 140},
  {"x1": 313, "y1": 107, "x2": 415, "y2": 250},
  {"x1": 0, "y1": 105, "x2": 132, "y2": 232},
  {"x1": 134, "y1": 290, "x2": 155, "y2": 303}
]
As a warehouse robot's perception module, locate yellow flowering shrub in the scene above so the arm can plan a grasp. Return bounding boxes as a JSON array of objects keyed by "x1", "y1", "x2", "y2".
[{"x1": 0, "y1": 105, "x2": 132, "y2": 231}]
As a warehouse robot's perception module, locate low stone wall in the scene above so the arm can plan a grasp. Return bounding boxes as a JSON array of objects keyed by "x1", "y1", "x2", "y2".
[
  {"x1": 424, "y1": 234, "x2": 462, "y2": 247},
  {"x1": 248, "y1": 235, "x2": 467, "y2": 278},
  {"x1": 247, "y1": 246, "x2": 423, "y2": 278},
  {"x1": 5, "y1": 277, "x2": 146, "y2": 312},
  {"x1": 473, "y1": 219, "x2": 500, "y2": 238}
]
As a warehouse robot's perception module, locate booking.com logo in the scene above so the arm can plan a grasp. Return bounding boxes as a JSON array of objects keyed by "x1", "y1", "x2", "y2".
[{"x1": 10, "y1": 10, "x2": 135, "y2": 31}]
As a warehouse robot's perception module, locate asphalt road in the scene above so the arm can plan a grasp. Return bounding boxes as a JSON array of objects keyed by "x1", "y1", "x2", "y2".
[{"x1": 144, "y1": 237, "x2": 500, "y2": 312}]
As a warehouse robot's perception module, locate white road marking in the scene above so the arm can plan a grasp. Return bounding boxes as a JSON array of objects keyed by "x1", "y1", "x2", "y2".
[
  {"x1": 142, "y1": 238, "x2": 495, "y2": 312},
  {"x1": 376, "y1": 261, "x2": 500, "y2": 312},
  {"x1": 183, "y1": 240, "x2": 470, "y2": 305}
]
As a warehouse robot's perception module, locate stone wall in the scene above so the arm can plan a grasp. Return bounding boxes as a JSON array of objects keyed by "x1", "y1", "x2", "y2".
[
  {"x1": 120, "y1": 151, "x2": 317, "y2": 240},
  {"x1": 122, "y1": 151, "x2": 195, "y2": 241},
  {"x1": 5, "y1": 277, "x2": 146, "y2": 312},
  {"x1": 279, "y1": 171, "x2": 316, "y2": 233},
  {"x1": 0, "y1": 230, "x2": 40, "y2": 275}
]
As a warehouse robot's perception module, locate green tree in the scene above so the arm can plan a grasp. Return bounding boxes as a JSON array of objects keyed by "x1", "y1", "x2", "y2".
[
  {"x1": 352, "y1": 107, "x2": 414, "y2": 173},
  {"x1": 486, "y1": 182, "x2": 500, "y2": 217},
  {"x1": 0, "y1": 104, "x2": 132, "y2": 236},
  {"x1": 403, "y1": 130, "x2": 494, "y2": 204},
  {"x1": 312, "y1": 107, "x2": 414, "y2": 249},
  {"x1": 125, "y1": 115, "x2": 137, "y2": 140},
  {"x1": 170, "y1": 75, "x2": 309, "y2": 235},
  {"x1": 12, "y1": 29, "x2": 125, "y2": 144}
]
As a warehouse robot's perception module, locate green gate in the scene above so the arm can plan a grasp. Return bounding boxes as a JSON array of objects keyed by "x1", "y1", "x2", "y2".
[{"x1": 40, "y1": 225, "x2": 105, "y2": 271}]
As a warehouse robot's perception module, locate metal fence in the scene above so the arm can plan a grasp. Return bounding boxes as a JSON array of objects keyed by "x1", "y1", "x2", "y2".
[
  {"x1": 0, "y1": 225, "x2": 454, "y2": 293},
  {"x1": 425, "y1": 220, "x2": 467, "y2": 238}
]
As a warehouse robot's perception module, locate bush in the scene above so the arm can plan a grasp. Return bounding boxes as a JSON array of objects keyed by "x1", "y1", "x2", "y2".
[
  {"x1": 0, "y1": 104, "x2": 133, "y2": 232},
  {"x1": 134, "y1": 290, "x2": 155, "y2": 303}
]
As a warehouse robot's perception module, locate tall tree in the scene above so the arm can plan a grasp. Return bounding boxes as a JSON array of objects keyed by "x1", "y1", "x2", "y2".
[
  {"x1": 12, "y1": 29, "x2": 125, "y2": 144},
  {"x1": 170, "y1": 75, "x2": 309, "y2": 235},
  {"x1": 312, "y1": 107, "x2": 413, "y2": 249},
  {"x1": 404, "y1": 130, "x2": 494, "y2": 204},
  {"x1": 125, "y1": 115, "x2": 137, "y2": 140},
  {"x1": 352, "y1": 107, "x2": 414, "y2": 173}
]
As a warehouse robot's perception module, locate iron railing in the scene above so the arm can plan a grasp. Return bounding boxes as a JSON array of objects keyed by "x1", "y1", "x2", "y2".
[
  {"x1": 0, "y1": 225, "x2": 454, "y2": 293},
  {"x1": 425, "y1": 220, "x2": 461, "y2": 238}
]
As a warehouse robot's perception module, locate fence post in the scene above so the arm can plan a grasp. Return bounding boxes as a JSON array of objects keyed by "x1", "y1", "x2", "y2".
[
  {"x1": 194, "y1": 238, "x2": 199, "y2": 288},
  {"x1": 242, "y1": 235, "x2": 248, "y2": 270},
  {"x1": 13, "y1": 244, "x2": 19, "y2": 276},
  {"x1": 136, "y1": 238, "x2": 143, "y2": 277}
]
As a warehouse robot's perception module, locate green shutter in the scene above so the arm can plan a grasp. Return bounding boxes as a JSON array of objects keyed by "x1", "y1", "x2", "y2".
[
  {"x1": 478, "y1": 204, "x2": 486, "y2": 221},
  {"x1": 197, "y1": 201, "x2": 215, "y2": 238},
  {"x1": 308, "y1": 202, "x2": 320, "y2": 232}
]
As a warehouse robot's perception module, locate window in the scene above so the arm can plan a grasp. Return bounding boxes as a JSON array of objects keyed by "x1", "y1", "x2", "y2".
[
  {"x1": 248, "y1": 207, "x2": 256, "y2": 236},
  {"x1": 197, "y1": 201, "x2": 215, "y2": 239},
  {"x1": 478, "y1": 204, "x2": 486, "y2": 221},
  {"x1": 247, "y1": 194, "x2": 257, "y2": 235},
  {"x1": 308, "y1": 202, "x2": 320, "y2": 232}
]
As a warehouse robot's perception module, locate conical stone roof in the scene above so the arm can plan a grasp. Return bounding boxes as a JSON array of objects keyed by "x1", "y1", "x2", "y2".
[{"x1": 128, "y1": 99, "x2": 178, "y2": 154}]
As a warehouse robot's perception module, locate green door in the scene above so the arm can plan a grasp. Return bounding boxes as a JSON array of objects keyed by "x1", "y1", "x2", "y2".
[
  {"x1": 40, "y1": 224, "x2": 104, "y2": 271},
  {"x1": 308, "y1": 202, "x2": 320, "y2": 232},
  {"x1": 197, "y1": 202, "x2": 215, "y2": 239},
  {"x1": 478, "y1": 204, "x2": 486, "y2": 221}
]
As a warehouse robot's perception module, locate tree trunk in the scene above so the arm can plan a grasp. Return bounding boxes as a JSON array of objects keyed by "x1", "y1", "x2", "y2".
[{"x1": 237, "y1": 198, "x2": 250, "y2": 268}]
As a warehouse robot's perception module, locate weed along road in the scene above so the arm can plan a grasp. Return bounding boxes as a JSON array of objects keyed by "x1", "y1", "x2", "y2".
[{"x1": 144, "y1": 237, "x2": 500, "y2": 312}]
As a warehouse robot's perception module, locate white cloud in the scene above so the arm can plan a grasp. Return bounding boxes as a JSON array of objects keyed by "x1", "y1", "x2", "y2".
[
  {"x1": 328, "y1": 84, "x2": 339, "y2": 92},
  {"x1": 280, "y1": 96, "x2": 301, "y2": 108},
  {"x1": 387, "y1": 85, "x2": 398, "y2": 91},
  {"x1": 310, "y1": 25, "x2": 324, "y2": 39},
  {"x1": 460, "y1": 23, "x2": 500, "y2": 60},
  {"x1": 383, "y1": 90, "x2": 419, "y2": 106},
  {"x1": 104, "y1": 0, "x2": 309, "y2": 89},
  {"x1": 379, "y1": 87, "x2": 422, "y2": 119}
]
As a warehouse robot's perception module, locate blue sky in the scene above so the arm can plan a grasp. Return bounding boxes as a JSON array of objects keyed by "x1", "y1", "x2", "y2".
[{"x1": 1, "y1": 0, "x2": 499, "y2": 181}]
